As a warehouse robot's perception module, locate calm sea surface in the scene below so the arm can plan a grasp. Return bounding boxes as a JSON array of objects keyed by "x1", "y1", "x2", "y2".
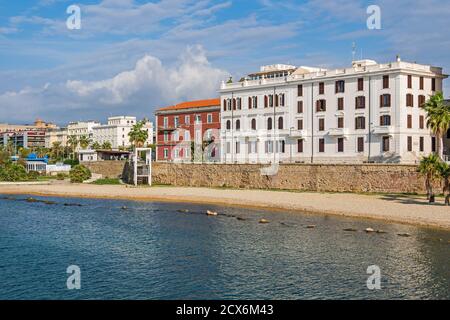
[{"x1": 0, "y1": 194, "x2": 449, "y2": 300}]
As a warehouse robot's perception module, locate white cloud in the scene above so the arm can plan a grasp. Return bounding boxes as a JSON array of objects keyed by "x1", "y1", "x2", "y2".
[{"x1": 0, "y1": 46, "x2": 228, "y2": 123}]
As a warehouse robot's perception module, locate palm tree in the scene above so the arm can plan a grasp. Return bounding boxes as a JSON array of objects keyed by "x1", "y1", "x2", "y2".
[
  {"x1": 423, "y1": 92, "x2": 450, "y2": 159},
  {"x1": 91, "y1": 142, "x2": 101, "y2": 150},
  {"x1": 437, "y1": 161, "x2": 450, "y2": 206},
  {"x1": 51, "y1": 141, "x2": 63, "y2": 160},
  {"x1": 128, "y1": 120, "x2": 149, "y2": 150},
  {"x1": 67, "y1": 135, "x2": 79, "y2": 160},
  {"x1": 102, "y1": 141, "x2": 112, "y2": 150},
  {"x1": 79, "y1": 135, "x2": 92, "y2": 150},
  {"x1": 418, "y1": 153, "x2": 441, "y2": 203}
]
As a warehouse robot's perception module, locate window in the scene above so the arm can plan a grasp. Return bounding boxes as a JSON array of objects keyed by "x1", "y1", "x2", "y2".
[
  {"x1": 420, "y1": 76, "x2": 424, "y2": 90},
  {"x1": 275, "y1": 94, "x2": 279, "y2": 107},
  {"x1": 297, "y1": 119, "x2": 303, "y2": 130},
  {"x1": 418, "y1": 95, "x2": 425, "y2": 108},
  {"x1": 163, "y1": 148, "x2": 168, "y2": 159},
  {"x1": 337, "y1": 138, "x2": 344, "y2": 152},
  {"x1": 382, "y1": 136, "x2": 390, "y2": 152},
  {"x1": 267, "y1": 117, "x2": 273, "y2": 130},
  {"x1": 280, "y1": 140, "x2": 286, "y2": 153},
  {"x1": 253, "y1": 96, "x2": 258, "y2": 109},
  {"x1": 248, "y1": 97, "x2": 252, "y2": 109},
  {"x1": 380, "y1": 115, "x2": 391, "y2": 126},
  {"x1": 407, "y1": 136, "x2": 412, "y2": 152},
  {"x1": 235, "y1": 119, "x2": 240, "y2": 131},
  {"x1": 297, "y1": 139, "x2": 303, "y2": 153},
  {"x1": 419, "y1": 137, "x2": 424, "y2": 152},
  {"x1": 335, "y1": 80, "x2": 345, "y2": 93},
  {"x1": 380, "y1": 94, "x2": 391, "y2": 107},
  {"x1": 278, "y1": 117, "x2": 284, "y2": 130},
  {"x1": 251, "y1": 118, "x2": 256, "y2": 130},
  {"x1": 297, "y1": 84, "x2": 303, "y2": 97},
  {"x1": 406, "y1": 94, "x2": 414, "y2": 107},
  {"x1": 337, "y1": 97, "x2": 344, "y2": 110},
  {"x1": 174, "y1": 116, "x2": 179, "y2": 127},
  {"x1": 226, "y1": 142, "x2": 231, "y2": 154},
  {"x1": 279, "y1": 93, "x2": 285, "y2": 106},
  {"x1": 316, "y1": 99, "x2": 326, "y2": 112},
  {"x1": 407, "y1": 114, "x2": 412, "y2": 129},
  {"x1": 237, "y1": 98, "x2": 242, "y2": 110},
  {"x1": 265, "y1": 141, "x2": 273, "y2": 153},
  {"x1": 357, "y1": 137, "x2": 364, "y2": 152},
  {"x1": 319, "y1": 138, "x2": 325, "y2": 152},
  {"x1": 185, "y1": 115, "x2": 190, "y2": 124},
  {"x1": 382, "y1": 75, "x2": 389, "y2": 89},
  {"x1": 269, "y1": 95, "x2": 274, "y2": 107},
  {"x1": 207, "y1": 114, "x2": 213, "y2": 123},
  {"x1": 337, "y1": 117, "x2": 344, "y2": 128},
  {"x1": 355, "y1": 116, "x2": 366, "y2": 130},
  {"x1": 264, "y1": 95, "x2": 268, "y2": 108},
  {"x1": 319, "y1": 82, "x2": 325, "y2": 94},
  {"x1": 297, "y1": 101, "x2": 303, "y2": 113},
  {"x1": 163, "y1": 117, "x2": 168, "y2": 128},
  {"x1": 407, "y1": 75, "x2": 412, "y2": 89},
  {"x1": 195, "y1": 115, "x2": 201, "y2": 123},
  {"x1": 431, "y1": 137, "x2": 436, "y2": 152},
  {"x1": 355, "y1": 96, "x2": 365, "y2": 109},
  {"x1": 164, "y1": 132, "x2": 169, "y2": 142},
  {"x1": 358, "y1": 78, "x2": 364, "y2": 91},
  {"x1": 318, "y1": 118, "x2": 325, "y2": 131},
  {"x1": 184, "y1": 131, "x2": 190, "y2": 141},
  {"x1": 419, "y1": 115, "x2": 424, "y2": 129},
  {"x1": 226, "y1": 120, "x2": 231, "y2": 130},
  {"x1": 236, "y1": 141, "x2": 240, "y2": 154},
  {"x1": 432, "y1": 78, "x2": 436, "y2": 91},
  {"x1": 223, "y1": 99, "x2": 226, "y2": 111}
]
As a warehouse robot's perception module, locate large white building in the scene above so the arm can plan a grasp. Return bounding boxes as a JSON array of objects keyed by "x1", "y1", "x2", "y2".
[
  {"x1": 220, "y1": 58, "x2": 448, "y2": 164},
  {"x1": 92, "y1": 116, "x2": 153, "y2": 149}
]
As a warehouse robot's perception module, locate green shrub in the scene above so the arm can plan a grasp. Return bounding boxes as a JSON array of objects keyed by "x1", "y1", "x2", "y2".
[
  {"x1": 56, "y1": 172, "x2": 67, "y2": 180},
  {"x1": 64, "y1": 159, "x2": 79, "y2": 167},
  {"x1": 91, "y1": 178, "x2": 121, "y2": 185},
  {"x1": 69, "y1": 165, "x2": 91, "y2": 183},
  {"x1": 0, "y1": 163, "x2": 28, "y2": 182},
  {"x1": 27, "y1": 170, "x2": 40, "y2": 180}
]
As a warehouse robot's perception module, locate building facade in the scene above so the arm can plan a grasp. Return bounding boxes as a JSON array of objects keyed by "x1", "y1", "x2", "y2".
[
  {"x1": 155, "y1": 99, "x2": 221, "y2": 162},
  {"x1": 45, "y1": 128, "x2": 68, "y2": 148},
  {"x1": 220, "y1": 58, "x2": 447, "y2": 164},
  {"x1": 92, "y1": 116, "x2": 153, "y2": 150},
  {"x1": 0, "y1": 119, "x2": 57, "y2": 133}
]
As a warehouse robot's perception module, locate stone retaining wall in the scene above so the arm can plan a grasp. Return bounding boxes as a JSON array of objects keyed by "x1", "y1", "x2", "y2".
[
  {"x1": 152, "y1": 163, "x2": 434, "y2": 194},
  {"x1": 86, "y1": 161, "x2": 435, "y2": 194}
]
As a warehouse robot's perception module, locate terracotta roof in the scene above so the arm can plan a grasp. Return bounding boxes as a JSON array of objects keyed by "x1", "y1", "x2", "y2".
[{"x1": 156, "y1": 98, "x2": 220, "y2": 112}]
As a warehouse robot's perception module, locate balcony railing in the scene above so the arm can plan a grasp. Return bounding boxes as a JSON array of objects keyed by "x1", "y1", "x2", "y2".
[
  {"x1": 372, "y1": 126, "x2": 394, "y2": 135},
  {"x1": 327, "y1": 128, "x2": 349, "y2": 136}
]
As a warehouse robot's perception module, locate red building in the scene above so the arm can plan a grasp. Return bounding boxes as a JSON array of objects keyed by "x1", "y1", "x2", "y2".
[{"x1": 155, "y1": 99, "x2": 221, "y2": 161}]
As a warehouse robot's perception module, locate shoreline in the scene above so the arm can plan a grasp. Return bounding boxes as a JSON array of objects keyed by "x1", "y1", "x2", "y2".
[{"x1": 1, "y1": 183, "x2": 449, "y2": 231}]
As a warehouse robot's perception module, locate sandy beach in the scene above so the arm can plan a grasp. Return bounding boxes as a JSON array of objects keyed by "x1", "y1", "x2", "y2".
[{"x1": 0, "y1": 183, "x2": 449, "y2": 230}]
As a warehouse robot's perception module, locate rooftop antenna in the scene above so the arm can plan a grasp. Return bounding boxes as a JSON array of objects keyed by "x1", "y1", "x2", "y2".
[{"x1": 352, "y1": 42, "x2": 357, "y2": 62}]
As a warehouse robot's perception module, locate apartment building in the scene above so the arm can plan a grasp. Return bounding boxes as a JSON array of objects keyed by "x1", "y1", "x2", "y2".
[
  {"x1": 45, "y1": 128, "x2": 68, "y2": 148},
  {"x1": 0, "y1": 119, "x2": 57, "y2": 133},
  {"x1": 155, "y1": 99, "x2": 221, "y2": 161},
  {"x1": 92, "y1": 116, "x2": 153, "y2": 149},
  {"x1": 220, "y1": 58, "x2": 447, "y2": 164}
]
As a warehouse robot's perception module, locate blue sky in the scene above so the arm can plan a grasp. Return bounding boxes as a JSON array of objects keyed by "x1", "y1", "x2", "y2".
[{"x1": 0, "y1": 0, "x2": 449, "y2": 124}]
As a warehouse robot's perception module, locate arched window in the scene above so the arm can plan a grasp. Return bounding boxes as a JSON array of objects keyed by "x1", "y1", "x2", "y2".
[
  {"x1": 267, "y1": 117, "x2": 273, "y2": 130},
  {"x1": 226, "y1": 120, "x2": 231, "y2": 130},
  {"x1": 236, "y1": 119, "x2": 240, "y2": 131},
  {"x1": 278, "y1": 117, "x2": 284, "y2": 130},
  {"x1": 251, "y1": 118, "x2": 256, "y2": 130}
]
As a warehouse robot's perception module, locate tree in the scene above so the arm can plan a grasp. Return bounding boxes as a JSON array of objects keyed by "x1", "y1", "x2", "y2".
[
  {"x1": 437, "y1": 162, "x2": 450, "y2": 206},
  {"x1": 19, "y1": 148, "x2": 31, "y2": 159},
  {"x1": 91, "y1": 142, "x2": 101, "y2": 150},
  {"x1": 67, "y1": 135, "x2": 79, "y2": 160},
  {"x1": 51, "y1": 141, "x2": 63, "y2": 160},
  {"x1": 79, "y1": 135, "x2": 92, "y2": 150},
  {"x1": 418, "y1": 153, "x2": 441, "y2": 203},
  {"x1": 423, "y1": 92, "x2": 450, "y2": 159},
  {"x1": 69, "y1": 164, "x2": 92, "y2": 183},
  {"x1": 102, "y1": 141, "x2": 112, "y2": 150},
  {"x1": 128, "y1": 120, "x2": 149, "y2": 149}
]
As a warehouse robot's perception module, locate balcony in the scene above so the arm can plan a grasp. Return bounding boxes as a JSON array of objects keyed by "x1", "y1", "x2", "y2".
[
  {"x1": 327, "y1": 128, "x2": 348, "y2": 136},
  {"x1": 158, "y1": 126, "x2": 177, "y2": 132},
  {"x1": 372, "y1": 126, "x2": 394, "y2": 135},
  {"x1": 289, "y1": 130, "x2": 307, "y2": 137}
]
